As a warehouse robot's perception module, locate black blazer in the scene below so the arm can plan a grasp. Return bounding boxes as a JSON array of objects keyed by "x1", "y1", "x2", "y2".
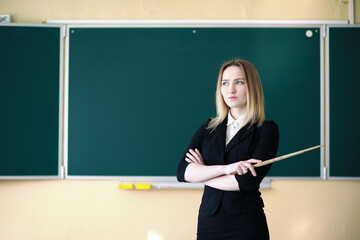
[{"x1": 177, "y1": 118, "x2": 279, "y2": 216}]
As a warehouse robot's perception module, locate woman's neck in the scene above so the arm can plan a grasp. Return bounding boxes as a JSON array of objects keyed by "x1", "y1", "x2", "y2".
[{"x1": 229, "y1": 108, "x2": 246, "y2": 120}]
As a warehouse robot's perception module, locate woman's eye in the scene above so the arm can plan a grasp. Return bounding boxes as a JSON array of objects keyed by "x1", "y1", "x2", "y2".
[
  {"x1": 236, "y1": 80, "x2": 244, "y2": 85},
  {"x1": 222, "y1": 81, "x2": 229, "y2": 86}
]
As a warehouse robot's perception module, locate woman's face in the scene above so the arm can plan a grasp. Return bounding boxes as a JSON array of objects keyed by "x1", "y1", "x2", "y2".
[{"x1": 220, "y1": 65, "x2": 247, "y2": 112}]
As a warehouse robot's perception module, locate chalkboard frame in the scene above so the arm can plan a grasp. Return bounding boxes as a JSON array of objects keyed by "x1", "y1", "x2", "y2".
[
  {"x1": 0, "y1": 23, "x2": 64, "y2": 179},
  {"x1": 326, "y1": 24, "x2": 360, "y2": 180},
  {"x1": 64, "y1": 23, "x2": 325, "y2": 182}
]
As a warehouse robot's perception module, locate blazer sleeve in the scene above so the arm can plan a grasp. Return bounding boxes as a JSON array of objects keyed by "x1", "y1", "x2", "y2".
[
  {"x1": 176, "y1": 121, "x2": 209, "y2": 182},
  {"x1": 235, "y1": 120, "x2": 279, "y2": 191}
]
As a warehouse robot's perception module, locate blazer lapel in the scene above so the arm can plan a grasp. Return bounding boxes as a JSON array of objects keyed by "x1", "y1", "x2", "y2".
[
  {"x1": 225, "y1": 123, "x2": 255, "y2": 154},
  {"x1": 214, "y1": 117, "x2": 227, "y2": 151}
]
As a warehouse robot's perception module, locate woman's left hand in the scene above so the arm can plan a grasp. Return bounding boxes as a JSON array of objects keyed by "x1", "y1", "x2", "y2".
[
  {"x1": 223, "y1": 159, "x2": 262, "y2": 176},
  {"x1": 185, "y1": 148, "x2": 204, "y2": 165}
]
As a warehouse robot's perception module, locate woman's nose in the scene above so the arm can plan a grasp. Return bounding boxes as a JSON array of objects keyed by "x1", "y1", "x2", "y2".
[{"x1": 228, "y1": 83, "x2": 236, "y2": 93}]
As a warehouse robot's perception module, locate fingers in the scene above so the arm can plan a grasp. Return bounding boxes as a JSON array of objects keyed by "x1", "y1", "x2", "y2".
[
  {"x1": 236, "y1": 162, "x2": 257, "y2": 177},
  {"x1": 185, "y1": 152, "x2": 197, "y2": 163},
  {"x1": 227, "y1": 162, "x2": 248, "y2": 175},
  {"x1": 239, "y1": 163, "x2": 248, "y2": 174},
  {"x1": 185, "y1": 149, "x2": 204, "y2": 164},
  {"x1": 189, "y1": 149, "x2": 202, "y2": 162},
  {"x1": 245, "y1": 159, "x2": 262, "y2": 164},
  {"x1": 243, "y1": 159, "x2": 261, "y2": 176},
  {"x1": 245, "y1": 164, "x2": 257, "y2": 177},
  {"x1": 194, "y1": 148, "x2": 202, "y2": 158},
  {"x1": 193, "y1": 149, "x2": 204, "y2": 164}
]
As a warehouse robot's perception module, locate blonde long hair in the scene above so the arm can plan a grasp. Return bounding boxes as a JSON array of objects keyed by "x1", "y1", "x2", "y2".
[{"x1": 207, "y1": 59, "x2": 265, "y2": 130}]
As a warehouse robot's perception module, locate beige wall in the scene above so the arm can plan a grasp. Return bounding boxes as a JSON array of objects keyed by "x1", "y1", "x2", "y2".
[
  {"x1": 356, "y1": 0, "x2": 360, "y2": 23},
  {"x1": 1, "y1": 180, "x2": 360, "y2": 240},
  {"x1": 0, "y1": 0, "x2": 358, "y2": 23},
  {"x1": 1, "y1": 1, "x2": 360, "y2": 239}
]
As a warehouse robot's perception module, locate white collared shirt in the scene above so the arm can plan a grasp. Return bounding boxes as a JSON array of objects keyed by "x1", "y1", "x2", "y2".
[{"x1": 226, "y1": 112, "x2": 246, "y2": 146}]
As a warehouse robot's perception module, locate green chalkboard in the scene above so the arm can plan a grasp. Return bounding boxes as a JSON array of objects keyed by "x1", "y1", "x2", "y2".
[
  {"x1": 329, "y1": 26, "x2": 360, "y2": 178},
  {"x1": 0, "y1": 25, "x2": 62, "y2": 178},
  {"x1": 67, "y1": 26, "x2": 321, "y2": 178}
]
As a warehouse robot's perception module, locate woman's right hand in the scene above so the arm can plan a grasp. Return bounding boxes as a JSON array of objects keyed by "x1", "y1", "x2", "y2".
[
  {"x1": 223, "y1": 159, "x2": 262, "y2": 176},
  {"x1": 185, "y1": 148, "x2": 204, "y2": 165}
]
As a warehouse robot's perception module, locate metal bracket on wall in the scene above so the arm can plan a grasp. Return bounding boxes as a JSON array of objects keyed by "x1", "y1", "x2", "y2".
[{"x1": 0, "y1": 15, "x2": 11, "y2": 23}]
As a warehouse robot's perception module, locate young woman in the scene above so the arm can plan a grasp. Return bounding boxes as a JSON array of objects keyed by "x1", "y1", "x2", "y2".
[{"x1": 177, "y1": 59, "x2": 279, "y2": 240}]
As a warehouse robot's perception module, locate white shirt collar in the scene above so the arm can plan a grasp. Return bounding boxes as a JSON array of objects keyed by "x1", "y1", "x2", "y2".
[{"x1": 226, "y1": 112, "x2": 245, "y2": 127}]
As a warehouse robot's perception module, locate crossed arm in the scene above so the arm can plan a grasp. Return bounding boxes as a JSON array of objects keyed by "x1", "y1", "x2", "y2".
[
  {"x1": 184, "y1": 148, "x2": 261, "y2": 191},
  {"x1": 177, "y1": 121, "x2": 279, "y2": 191}
]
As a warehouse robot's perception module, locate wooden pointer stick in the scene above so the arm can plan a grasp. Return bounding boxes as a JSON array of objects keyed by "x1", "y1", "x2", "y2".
[
  {"x1": 253, "y1": 144, "x2": 323, "y2": 168},
  {"x1": 233, "y1": 145, "x2": 323, "y2": 174}
]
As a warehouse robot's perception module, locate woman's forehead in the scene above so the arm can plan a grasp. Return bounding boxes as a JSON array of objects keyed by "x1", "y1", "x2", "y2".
[{"x1": 222, "y1": 65, "x2": 245, "y2": 79}]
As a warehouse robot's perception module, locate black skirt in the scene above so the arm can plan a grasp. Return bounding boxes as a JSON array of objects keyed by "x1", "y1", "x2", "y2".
[{"x1": 197, "y1": 204, "x2": 269, "y2": 240}]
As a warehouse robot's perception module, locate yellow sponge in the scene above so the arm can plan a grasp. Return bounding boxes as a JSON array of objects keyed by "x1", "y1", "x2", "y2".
[
  {"x1": 118, "y1": 183, "x2": 134, "y2": 189},
  {"x1": 135, "y1": 183, "x2": 152, "y2": 190}
]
